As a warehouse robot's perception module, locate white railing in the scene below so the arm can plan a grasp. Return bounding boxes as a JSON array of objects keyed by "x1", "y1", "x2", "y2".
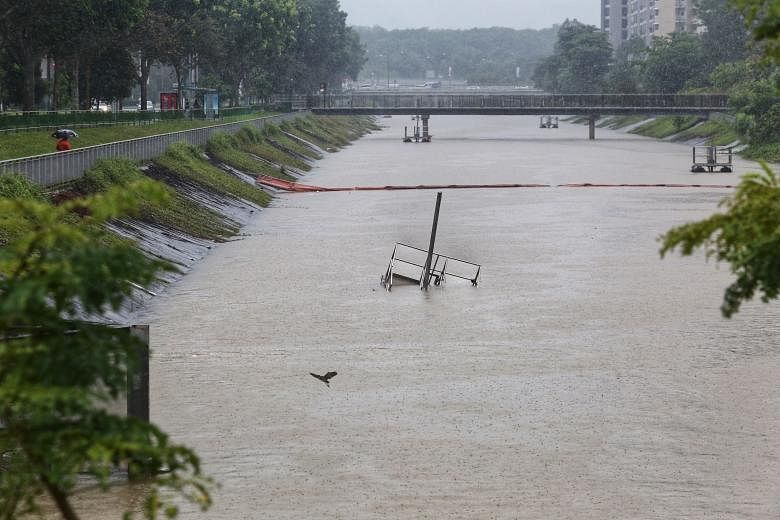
[{"x1": 0, "y1": 112, "x2": 307, "y2": 186}]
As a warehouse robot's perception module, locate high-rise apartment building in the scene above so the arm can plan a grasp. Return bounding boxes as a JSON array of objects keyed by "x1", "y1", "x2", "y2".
[{"x1": 601, "y1": 0, "x2": 697, "y2": 50}]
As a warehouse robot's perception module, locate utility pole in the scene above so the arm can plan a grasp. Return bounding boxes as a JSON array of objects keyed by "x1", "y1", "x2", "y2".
[{"x1": 421, "y1": 192, "x2": 443, "y2": 290}]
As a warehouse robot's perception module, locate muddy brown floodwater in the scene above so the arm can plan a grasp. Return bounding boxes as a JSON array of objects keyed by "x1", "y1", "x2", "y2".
[{"x1": 69, "y1": 116, "x2": 780, "y2": 519}]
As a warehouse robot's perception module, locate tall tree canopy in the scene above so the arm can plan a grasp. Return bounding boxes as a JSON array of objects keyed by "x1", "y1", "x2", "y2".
[
  {"x1": 205, "y1": 0, "x2": 297, "y2": 105},
  {"x1": 732, "y1": 0, "x2": 780, "y2": 60},
  {"x1": 642, "y1": 32, "x2": 708, "y2": 93},
  {"x1": 0, "y1": 0, "x2": 366, "y2": 109},
  {"x1": 0, "y1": 0, "x2": 147, "y2": 110},
  {"x1": 356, "y1": 25, "x2": 557, "y2": 86},
  {"x1": 281, "y1": 0, "x2": 365, "y2": 93},
  {"x1": 532, "y1": 20, "x2": 611, "y2": 93},
  {"x1": 696, "y1": 0, "x2": 751, "y2": 64}
]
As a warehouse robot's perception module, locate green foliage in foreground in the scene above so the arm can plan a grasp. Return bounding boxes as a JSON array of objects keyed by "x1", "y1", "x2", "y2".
[
  {"x1": 661, "y1": 165, "x2": 780, "y2": 317},
  {"x1": 154, "y1": 142, "x2": 271, "y2": 207},
  {"x1": 0, "y1": 181, "x2": 212, "y2": 519},
  {"x1": 75, "y1": 159, "x2": 240, "y2": 241}
]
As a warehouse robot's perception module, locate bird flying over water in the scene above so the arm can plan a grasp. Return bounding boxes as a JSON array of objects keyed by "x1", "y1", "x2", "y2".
[{"x1": 310, "y1": 371, "x2": 337, "y2": 387}]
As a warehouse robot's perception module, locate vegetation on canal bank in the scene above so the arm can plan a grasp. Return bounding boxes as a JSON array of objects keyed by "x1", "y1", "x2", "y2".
[
  {"x1": 575, "y1": 114, "x2": 767, "y2": 159},
  {"x1": 0, "y1": 115, "x2": 376, "y2": 246},
  {"x1": 0, "y1": 111, "x2": 277, "y2": 162},
  {"x1": 0, "y1": 115, "x2": 377, "y2": 247},
  {"x1": 73, "y1": 158, "x2": 242, "y2": 242},
  {"x1": 283, "y1": 116, "x2": 380, "y2": 150}
]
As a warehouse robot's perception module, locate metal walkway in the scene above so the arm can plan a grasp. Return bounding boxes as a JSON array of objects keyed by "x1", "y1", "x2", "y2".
[{"x1": 310, "y1": 93, "x2": 729, "y2": 116}]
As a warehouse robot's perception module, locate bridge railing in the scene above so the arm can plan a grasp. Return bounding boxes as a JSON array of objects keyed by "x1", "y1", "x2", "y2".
[
  {"x1": 0, "y1": 112, "x2": 305, "y2": 186},
  {"x1": 317, "y1": 93, "x2": 729, "y2": 110}
]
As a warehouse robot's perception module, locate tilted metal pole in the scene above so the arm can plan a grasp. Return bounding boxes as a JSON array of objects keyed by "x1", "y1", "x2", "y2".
[{"x1": 421, "y1": 192, "x2": 443, "y2": 290}]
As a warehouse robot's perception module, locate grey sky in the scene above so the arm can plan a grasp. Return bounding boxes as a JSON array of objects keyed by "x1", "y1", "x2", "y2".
[{"x1": 338, "y1": 0, "x2": 600, "y2": 30}]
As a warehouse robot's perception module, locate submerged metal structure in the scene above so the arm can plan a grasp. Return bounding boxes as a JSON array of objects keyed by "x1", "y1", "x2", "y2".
[
  {"x1": 381, "y1": 193, "x2": 481, "y2": 291},
  {"x1": 691, "y1": 145, "x2": 733, "y2": 173}
]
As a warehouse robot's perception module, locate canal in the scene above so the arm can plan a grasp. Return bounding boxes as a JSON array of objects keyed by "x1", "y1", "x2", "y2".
[{"x1": 80, "y1": 116, "x2": 780, "y2": 518}]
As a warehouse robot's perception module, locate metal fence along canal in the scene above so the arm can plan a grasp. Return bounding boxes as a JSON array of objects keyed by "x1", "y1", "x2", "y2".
[{"x1": 0, "y1": 112, "x2": 306, "y2": 186}]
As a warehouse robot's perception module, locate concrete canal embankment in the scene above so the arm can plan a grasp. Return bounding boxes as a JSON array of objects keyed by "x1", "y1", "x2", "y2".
[{"x1": 1, "y1": 114, "x2": 379, "y2": 323}]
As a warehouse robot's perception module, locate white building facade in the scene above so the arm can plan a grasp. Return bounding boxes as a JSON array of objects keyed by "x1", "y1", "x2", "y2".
[{"x1": 602, "y1": 0, "x2": 697, "y2": 50}]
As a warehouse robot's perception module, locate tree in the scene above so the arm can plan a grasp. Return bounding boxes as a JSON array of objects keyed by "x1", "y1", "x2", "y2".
[
  {"x1": 558, "y1": 28, "x2": 612, "y2": 93},
  {"x1": 642, "y1": 32, "x2": 707, "y2": 93},
  {"x1": 89, "y1": 44, "x2": 137, "y2": 105},
  {"x1": 132, "y1": 3, "x2": 177, "y2": 111},
  {"x1": 605, "y1": 36, "x2": 647, "y2": 93},
  {"x1": 67, "y1": 0, "x2": 148, "y2": 109},
  {"x1": 696, "y1": 0, "x2": 750, "y2": 65},
  {"x1": 271, "y1": 0, "x2": 365, "y2": 94},
  {"x1": 531, "y1": 54, "x2": 563, "y2": 92},
  {"x1": 0, "y1": 175, "x2": 212, "y2": 519},
  {"x1": 660, "y1": 166, "x2": 780, "y2": 317},
  {"x1": 133, "y1": 0, "x2": 217, "y2": 111},
  {"x1": 355, "y1": 26, "x2": 558, "y2": 87},
  {"x1": 531, "y1": 20, "x2": 611, "y2": 93},
  {"x1": 732, "y1": 0, "x2": 780, "y2": 61},
  {"x1": 0, "y1": 0, "x2": 56, "y2": 110},
  {"x1": 205, "y1": 0, "x2": 297, "y2": 105},
  {"x1": 728, "y1": 68, "x2": 780, "y2": 144}
]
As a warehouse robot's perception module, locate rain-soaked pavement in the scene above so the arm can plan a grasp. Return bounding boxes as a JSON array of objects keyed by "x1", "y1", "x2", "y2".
[{"x1": 70, "y1": 116, "x2": 780, "y2": 519}]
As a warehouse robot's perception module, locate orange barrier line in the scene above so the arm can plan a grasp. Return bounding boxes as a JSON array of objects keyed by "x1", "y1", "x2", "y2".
[{"x1": 256, "y1": 175, "x2": 736, "y2": 193}]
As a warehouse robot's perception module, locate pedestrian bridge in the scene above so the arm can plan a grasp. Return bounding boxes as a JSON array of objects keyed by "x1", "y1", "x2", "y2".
[
  {"x1": 309, "y1": 93, "x2": 728, "y2": 140},
  {"x1": 310, "y1": 93, "x2": 728, "y2": 116}
]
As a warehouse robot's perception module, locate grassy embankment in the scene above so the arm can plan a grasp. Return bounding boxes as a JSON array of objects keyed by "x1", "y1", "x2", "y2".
[
  {"x1": 0, "y1": 115, "x2": 378, "y2": 246},
  {"x1": 0, "y1": 111, "x2": 276, "y2": 161},
  {"x1": 593, "y1": 114, "x2": 750, "y2": 153},
  {"x1": 740, "y1": 142, "x2": 780, "y2": 162}
]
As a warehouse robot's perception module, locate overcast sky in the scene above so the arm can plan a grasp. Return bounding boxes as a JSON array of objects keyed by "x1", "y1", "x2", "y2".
[{"x1": 338, "y1": 0, "x2": 600, "y2": 30}]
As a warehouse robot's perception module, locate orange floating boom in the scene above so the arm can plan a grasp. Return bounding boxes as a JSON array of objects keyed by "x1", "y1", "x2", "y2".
[{"x1": 256, "y1": 175, "x2": 735, "y2": 193}]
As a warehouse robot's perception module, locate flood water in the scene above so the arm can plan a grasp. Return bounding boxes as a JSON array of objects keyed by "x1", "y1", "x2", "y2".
[{"x1": 74, "y1": 116, "x2": 780, "y2": 518}]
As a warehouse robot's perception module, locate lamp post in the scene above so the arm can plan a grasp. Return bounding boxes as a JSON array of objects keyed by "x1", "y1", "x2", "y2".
[{"x1": 378, "y1": 53, "x2": 390, "y2": 89}]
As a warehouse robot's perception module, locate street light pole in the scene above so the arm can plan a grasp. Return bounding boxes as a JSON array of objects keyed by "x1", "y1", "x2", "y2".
[
  {"x1": 379, "y1": 53, "x2": 390, "y2": 89},
  {"x1": 386, "y1": 54, "x2": 390, "y2": 89}
]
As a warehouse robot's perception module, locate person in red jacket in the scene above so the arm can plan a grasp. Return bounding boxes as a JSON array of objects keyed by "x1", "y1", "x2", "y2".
[{"x1": 56, "y1": 138, "x2": 72, "y2": 151}]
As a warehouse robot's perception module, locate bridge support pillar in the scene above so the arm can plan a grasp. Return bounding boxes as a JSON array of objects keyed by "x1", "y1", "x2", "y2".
[
  {"x1": 588, "y1": 115, "x2": 598, "y2": 140},
  {"x1": 421, "y1": 114, "x2": 431, "y2": 142}
]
